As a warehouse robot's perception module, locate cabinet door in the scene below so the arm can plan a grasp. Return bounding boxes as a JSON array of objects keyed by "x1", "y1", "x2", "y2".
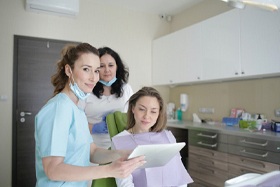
[
  {"x1": 152, "y1": 35, "x2": 174, "y2": 85},
  {"x1": 240, "y1": 7, "x2": 280, "y2": 77},
  {"x1": 188, "y1": 145, "x2": 228, "y2": 187},
  {"x1": 200, "y1": 9, "x2": 240, "y2": 80},
  {"x1": 183, "y1": 24, "x2": 203, "y2": 82},
  {"x1": 152, "y1": 30, "x2": 187, "y2": 85}
]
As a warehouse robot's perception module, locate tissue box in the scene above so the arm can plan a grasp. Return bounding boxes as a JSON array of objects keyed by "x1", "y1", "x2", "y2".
[
  {"x1": 239, "y1": 120, "x2": 257, "y2": 129},
  {"x1": 222, "y1": 117, "x2": 240, "y2": 126}
]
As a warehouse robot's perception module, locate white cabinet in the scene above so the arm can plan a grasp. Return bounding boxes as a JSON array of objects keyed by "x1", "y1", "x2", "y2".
[
  {"x1": 152, "y1": 8, "x2": 280, "y2": 86},
  {"x1": 152, "y1": 30, "x2": 186, "y2": 85},
  {"x1": 200, "y1": 9, "x2": 240, "y2": 80},
  {"x1": 240, "y1": 7, "x2": 280, "y2": 77},
  {"x1": 152, "y1": 24, "x2": 202, "y2": 85},
  {"x1": 152, "y1": 34, "x2": 174, "y2": 85},
  {"x1": 183, "y1": 24, "x2": 203, "y2": 82}
]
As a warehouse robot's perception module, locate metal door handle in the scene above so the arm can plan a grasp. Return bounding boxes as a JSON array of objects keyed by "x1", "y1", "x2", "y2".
[{"x1": 20, "y1": 111, "x2": 32, "y2": 116}]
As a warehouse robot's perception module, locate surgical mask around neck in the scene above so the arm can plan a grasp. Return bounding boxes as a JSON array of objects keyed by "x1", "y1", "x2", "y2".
[
  {"x1": 99, "y1": 77, "x2": 117, "y2": 87},
  {"x1": 69, "y1": 69, "x2": 90, "y2": 100}
]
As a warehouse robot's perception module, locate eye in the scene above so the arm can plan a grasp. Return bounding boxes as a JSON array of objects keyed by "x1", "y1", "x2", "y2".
[
  {"x1": 109, "y1": 64, "x2": 115, "y2": 67},
  {"x1": 95, "y1": 69, "x2": 100, "y2": 74},
  {"x1": 139, "y1": 107, "x2": 145, "y2": 111},
  {"x1": 83, "y1": 67, "x2": 90, "y2": 72}
]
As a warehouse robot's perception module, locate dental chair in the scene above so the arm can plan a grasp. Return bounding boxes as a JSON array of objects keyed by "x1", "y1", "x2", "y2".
[
  {"x1": 224, "y1": 170, "x2": 280, "y2": 187},
  {"x1": 91, "y1": 111, "x2": 127, "y2": 187}
]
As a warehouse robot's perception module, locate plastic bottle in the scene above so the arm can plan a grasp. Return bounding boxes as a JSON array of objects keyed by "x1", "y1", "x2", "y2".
[
  {"x1": 256, "y1": 114, "x2": 262, "y2": 130},
  {"x1": 177, "y1": 108, "x2": 182, "y2": 121}
]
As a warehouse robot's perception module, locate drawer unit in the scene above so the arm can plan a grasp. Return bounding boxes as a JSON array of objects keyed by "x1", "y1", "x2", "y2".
[
  {"x1": 189, "y1": 145, "x2": 228, "y2": 187},
  {"x1": 228, "y1": 153, "x2": 280, "y2": 178},
  {"x1": 227, "y1": 134, "x2": 280, "y2": 164},
  {"x1": 228, "y1": 144, "x2": 280, "y2": 164},
  {"x1": 189, "y1": 129, "x2": 227, "y2": 152},
  {"x1": 189, "y1": 145, "x2": 227, "y2": 163},
  {"x1": 188, "y1": 129, "x2": 228, "y2": 187},
  {"x1": 227, "y1": 134, "x2": 280, "y2": 180},
  {"x1": 186, "y1": 128, "x2": 280, "y2": 186},
  {"x1": 228, "y1": 135, "x2": 280, "y2": 153}
]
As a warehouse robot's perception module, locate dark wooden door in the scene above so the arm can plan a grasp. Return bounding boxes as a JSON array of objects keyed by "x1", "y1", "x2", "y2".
[{"x1": 12, "y1": 36, "x2": 78, "y2": 187}]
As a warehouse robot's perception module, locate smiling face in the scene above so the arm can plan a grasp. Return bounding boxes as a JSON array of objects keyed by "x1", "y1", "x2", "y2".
[
  {"x1": 132, "y1": 96, "x2": 160, "y2": 133},
  {"x1": 69, "y1": 52, "x2": 100, "y2": 94},
  {"x1": 99, "y1": 54, "x2": 117, "y2": 82}
]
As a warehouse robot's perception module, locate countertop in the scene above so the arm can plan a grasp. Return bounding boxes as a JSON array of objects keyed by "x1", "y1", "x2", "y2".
[{"x1": 166, "y1": 120, "x2": 280, "y2": 141}]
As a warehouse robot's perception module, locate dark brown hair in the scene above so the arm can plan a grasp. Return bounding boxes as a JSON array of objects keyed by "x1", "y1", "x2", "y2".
[{"x1": 93, "y1": 47, "x2": 129, "y2": 98}]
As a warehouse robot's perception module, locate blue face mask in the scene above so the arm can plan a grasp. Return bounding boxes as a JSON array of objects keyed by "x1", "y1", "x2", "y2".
[
  {"x1": 99, "y1": 77, "x2": 117, "y2": 87},
  {"x1": 69, "y1": 69, "x2": 90, "y2": 100}
]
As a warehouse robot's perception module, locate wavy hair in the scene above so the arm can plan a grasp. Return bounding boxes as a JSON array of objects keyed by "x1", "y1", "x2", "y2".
[
  {"x1": 126, "y1": 87, "x2": 167, "y2": 132},
  {"x1": 51, "y1": 43, "x2": 99, "y2": 96},
  {"x1": 93, "y1": 47, "x2": 129, "y2": 98}
]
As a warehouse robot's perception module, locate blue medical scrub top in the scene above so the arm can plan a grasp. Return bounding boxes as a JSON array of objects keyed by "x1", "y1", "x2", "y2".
[{"x1": 35, "y1": 93, "x2": 93, "y2": 187}]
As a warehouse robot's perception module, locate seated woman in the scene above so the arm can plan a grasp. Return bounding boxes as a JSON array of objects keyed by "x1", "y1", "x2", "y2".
[{"x1": 112, "y1": 87, "x2": 193, "y2": 187}]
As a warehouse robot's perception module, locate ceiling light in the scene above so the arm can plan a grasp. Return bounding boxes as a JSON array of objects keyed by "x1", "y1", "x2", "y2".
[
  {"x1": 228, "y1": 0, "x2": 246, "y2": 9},
  {"x1": 243, "y1": 0, "x2": 278, "y2": 11}
]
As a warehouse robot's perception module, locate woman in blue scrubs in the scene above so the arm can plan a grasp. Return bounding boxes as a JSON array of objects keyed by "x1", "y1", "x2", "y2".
[{"x1": 34, "y1": 43, "x2": 145, "y2": 187}]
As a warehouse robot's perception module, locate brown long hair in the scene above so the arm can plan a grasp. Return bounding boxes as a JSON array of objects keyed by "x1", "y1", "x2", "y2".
[
  {"x1": 127, "y1": 87, "x2": 167, "y2": 132},
  {"x1": 51, "y1": 43, "x2": 99, "y2": 96}
]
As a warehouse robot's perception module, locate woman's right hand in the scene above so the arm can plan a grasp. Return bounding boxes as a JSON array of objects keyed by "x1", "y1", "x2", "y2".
[{"x1": 108, "y1": 156, "x2": 146, "y2": 178}]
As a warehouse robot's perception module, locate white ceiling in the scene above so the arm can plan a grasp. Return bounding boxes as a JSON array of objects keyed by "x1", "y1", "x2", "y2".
[{"x1": 92, "y1": 0, "x2": 205, "y2": 16}]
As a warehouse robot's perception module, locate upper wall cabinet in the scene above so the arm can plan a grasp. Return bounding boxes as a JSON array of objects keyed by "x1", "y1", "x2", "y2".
[
  {"x1": 152, "y1": 30, "x2": 186, "y2": 85},
  {"x1": 200, "y1": 9, "x2": 240, "y2": 81},
  {"x1": 152, "y1": 8, "x2": 280, "y2": 86},
  {"x1": 152, "y1": 23, "x2": 202, "y2": 86},
  {"x1": 240, "y1": 7, "x2": 280, "y2": 78},
  {"x1": 183, "y1": 23, "x2": 203, "y2": 83}
]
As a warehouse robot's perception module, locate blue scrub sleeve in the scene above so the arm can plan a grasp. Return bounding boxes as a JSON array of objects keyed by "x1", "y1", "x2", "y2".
[{"x1": 36, "y1": 101, "x2": 73, "y2": 157}]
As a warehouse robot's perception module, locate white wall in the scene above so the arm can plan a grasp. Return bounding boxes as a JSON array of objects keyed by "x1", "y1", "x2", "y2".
[{"x1": 0, "y1": 1, "x2": 171, "y2": 186}]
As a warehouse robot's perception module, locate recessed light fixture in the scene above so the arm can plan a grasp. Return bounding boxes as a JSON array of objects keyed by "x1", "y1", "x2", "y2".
[{"x1": 220, "y1": 0, "x2": 279, "y2": 11}]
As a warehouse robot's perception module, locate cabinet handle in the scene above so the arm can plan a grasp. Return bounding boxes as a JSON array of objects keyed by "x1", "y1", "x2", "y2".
[
  {"x1": 197, "y1": 164, "x2": 215, "y2": 174},
  {"x1": 240, "y1": 168, "x2": 256, "y2": 174},
  {"x1": 240, "y1": 149, "x2": 268, "y2": 158},
  {"x1": 201, "y1": 167, "x2": 215, "y2": 174},
  {"x1": 241, "y1": 158, "x2": 265, "y2": 168},
  {"x1": 197, "y1": 141, "x2": 217, "y2": 148},
  {"x1": 197, "y1": 133, "x2": 217, "y2": 139},
  {"x1": 240, "y1": 139, "x2": 268, "y2": 147},
  {"x1": 197, "y1": 157, "x2": 215, "y2": 165}
]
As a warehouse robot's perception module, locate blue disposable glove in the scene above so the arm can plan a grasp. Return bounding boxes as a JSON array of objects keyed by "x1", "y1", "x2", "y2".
[{"x1": 91, "y1": 116, "x2": 108, "y2": 134}]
